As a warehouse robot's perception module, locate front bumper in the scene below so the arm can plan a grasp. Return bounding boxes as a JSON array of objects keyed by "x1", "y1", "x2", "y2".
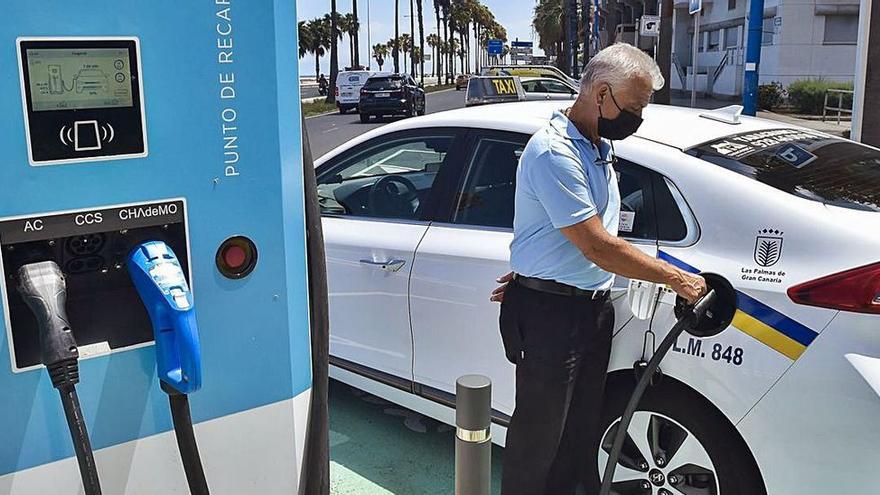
[{"x1": 737, "y1": 311, "x2": 880, "y2": 493}]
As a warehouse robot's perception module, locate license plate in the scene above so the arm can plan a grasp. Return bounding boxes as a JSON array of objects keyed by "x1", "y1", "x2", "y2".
[
  {"x1": 376, "y1": 92, "x2": 390, "y2": 98},
  {"x1": 342, "y1": 92, "x2": 351, "y2": 97}
]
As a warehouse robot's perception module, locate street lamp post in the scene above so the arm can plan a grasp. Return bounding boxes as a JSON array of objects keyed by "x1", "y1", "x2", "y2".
[{"x1": 367, "y1": 0, "x2": 372, "y2": 70}]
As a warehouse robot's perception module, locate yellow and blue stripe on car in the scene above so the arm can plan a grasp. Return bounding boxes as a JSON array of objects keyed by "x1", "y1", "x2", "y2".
[{"x1": 659, "y1": 252, "x2": 818, "y2": 360}]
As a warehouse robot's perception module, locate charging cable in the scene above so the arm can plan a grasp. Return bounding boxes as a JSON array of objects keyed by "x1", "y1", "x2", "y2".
[
  {"x1": 17, "y1": 261, "x2": 102, "y2": 495},
  {"x1": 599, "y1": 290, "x2": 717, "y2": 495},
  {"x1": 127, "y1": 241, "x2": 208, "y2": 495}
]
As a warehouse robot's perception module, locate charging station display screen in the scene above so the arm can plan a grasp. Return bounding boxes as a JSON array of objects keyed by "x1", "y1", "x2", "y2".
[
  {"x1": 26, "y1": 48, "x2": 134, "y2": 112},
  {"x1": 18, "y1": 38, "x2": 147, "y2": 165}
]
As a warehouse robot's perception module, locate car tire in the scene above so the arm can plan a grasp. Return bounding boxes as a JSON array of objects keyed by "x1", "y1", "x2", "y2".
[
  {"x1": 417, "y1": 100, "x2": 426, "y2": 116},
  {"x1": 585, "y1": 375, "x2": 766, "y2": 495},
  {"x1": 359, "y1": 113, "x2": 370, "y2": 123},
  {"x1": 338, "y1": 106, "x2": 347, "y2": 114}
]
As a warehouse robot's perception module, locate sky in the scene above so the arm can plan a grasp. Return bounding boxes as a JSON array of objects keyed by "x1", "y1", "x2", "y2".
[{"x1": 295, "y1": 0, "x2": 540, "y2": 77}]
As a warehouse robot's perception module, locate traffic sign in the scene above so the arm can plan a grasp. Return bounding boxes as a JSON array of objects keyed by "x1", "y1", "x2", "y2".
[
  {"x1": 689, "y1": 0, "x2": 702, "y2": 14},
  {"x1": 640, "y1": 15, "x2": 661, "y2": 37},
  {"x1": 487, "y1": 39, "x2": 503, "y2": 55},
  {"x1": 511, "y1": 40, "x2": 533, "y2": 48}
]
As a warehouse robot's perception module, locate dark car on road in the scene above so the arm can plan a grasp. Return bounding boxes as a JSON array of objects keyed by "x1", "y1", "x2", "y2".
[
  {"x1": 455, "y1": 74, "x2": 471, "y2": 90},
  {"x1": 358, "y1": 74, "x2": 426, "y2": 123}
]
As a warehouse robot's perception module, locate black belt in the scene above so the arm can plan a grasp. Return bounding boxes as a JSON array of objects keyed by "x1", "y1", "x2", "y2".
[{"x1": 514, "y1": 274, "x2": 610, "y2": 299}]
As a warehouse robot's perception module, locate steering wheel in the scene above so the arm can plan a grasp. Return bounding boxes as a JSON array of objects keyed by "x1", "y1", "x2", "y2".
[{"x1": 368, "y1": 175, "x2": 419, "y2": 218}]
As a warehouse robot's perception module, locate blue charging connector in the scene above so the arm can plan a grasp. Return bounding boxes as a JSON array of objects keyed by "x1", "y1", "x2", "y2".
[
  {"x1": 127, "y1": 241, "x2": 201, "y2": 394},
  {"x1": 128, "y1": 241, "x2": 210, "y2": 494}
]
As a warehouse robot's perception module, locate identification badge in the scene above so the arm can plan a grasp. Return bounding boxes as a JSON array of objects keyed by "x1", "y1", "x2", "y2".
[{"x1": 619, "y1": 211, "x2": 635, "y2": 233}]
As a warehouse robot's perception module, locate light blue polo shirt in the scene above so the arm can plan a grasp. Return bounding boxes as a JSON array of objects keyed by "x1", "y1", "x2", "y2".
[{"x1": 509, "y1": 110, "x2": 620, "y2": 291}]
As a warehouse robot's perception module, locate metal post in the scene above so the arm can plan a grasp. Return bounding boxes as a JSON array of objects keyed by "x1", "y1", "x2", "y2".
[
  {"x1": 455, "y1": 375, "x2": 492, "y2": 495},
  {"x1": 367, "y1": 0, "x2": 372, "y2": 70},
  {"x1": 565, "y1": 0, "x2": 576, "y2": 77},
  {"x1": 691, "y1": 10, "x2": 700, "y2": 108},
  {"x1": 742, "y1": 0, "x2": 766, "y2": 115}
]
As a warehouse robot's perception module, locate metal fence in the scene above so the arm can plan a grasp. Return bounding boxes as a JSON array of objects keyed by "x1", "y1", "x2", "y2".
[{"x1": 823, "y1": 88, "x2": 854, "y2": 124}]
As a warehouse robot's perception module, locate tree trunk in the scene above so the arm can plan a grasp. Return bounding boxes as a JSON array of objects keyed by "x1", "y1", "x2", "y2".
[
  {"x1": 435, "y1": 4, "x2": 441, "y2": 80},
  {"x1": 459, "y1": 31, "x2": 465, "y2": 74},
  {"x1": 394, "y1": 0, "x2": 400, "y2": 73},
  {"x1": 443, "y1": 12, "x2": 450, "y2": 82},
  {"x1": 315, "y1": 53, "x2": 320, "y2": 82},
  {"x1": 327, "y1": 0, "x2": 339, "y2": 103},
  {"x1": 417, "y1": 0, "x2": 425, "y2": 85},
  {"x1": 410, "y1": 0, "x2": 416, "y2": 77},
  {"x1": 655, "y1": 0, "x2": 674, "y2": 104},
  {"x1": 352, "y1": 0, "x2": 360, "y2": 66}
]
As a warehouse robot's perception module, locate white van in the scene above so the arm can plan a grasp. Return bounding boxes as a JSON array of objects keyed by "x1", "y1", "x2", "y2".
[{"x1": 335, "y1": 70, "x2": 382, "y2": 114}]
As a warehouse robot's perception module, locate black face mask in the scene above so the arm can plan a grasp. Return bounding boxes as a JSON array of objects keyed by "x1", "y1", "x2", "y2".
[{"x1": 598, "y1": 87, "x2": 643, "y2": 141}]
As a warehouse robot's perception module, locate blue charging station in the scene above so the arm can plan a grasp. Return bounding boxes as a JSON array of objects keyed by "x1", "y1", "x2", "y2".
[{"x1": 0, "y1": 2, "x2": 316, "y2": 492}]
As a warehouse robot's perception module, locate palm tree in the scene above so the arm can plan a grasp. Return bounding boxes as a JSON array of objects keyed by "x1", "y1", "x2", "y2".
[
  {"x1": 372, "y1": 43, "x2": 389, "y2": 70},
  {"x1": 416, "y1": 0, "x2": 425, "y2": 85},
  {"x1": 340, "y1": 13, "x2": 359, "y2": 68},
  {"x1": 409, "y1": 0, "x2": 416, "y2": 77},
  {"x1": 351, "y1": 0, "x2": 360, "y2": 67},
  {"x1": 326, "y1": 0, "x2": 340, "y2": 104},
  {"x1": 427, "y1": 33, "x2": 440, "y2": 77},
  {"x1": 450, "y1": 3, "x2": 470, "y2": 76},
  {"x1": 393, "y1": 0, "x2": 400, "y2": 73},
  {"x1": 338, "y1": 14, "x2": 351, "y2": 67},
  {"x1": 433, "y1": 0, "x2": 443, "y2": 81},
  {"x1": 400, "y1": 33, "x2": 412, "y2": 73},
  {"x1": 533, "y1": 0, "x2": 567, "y2": 72},
  {"x1": 438, "y1": 0, "x2": 451, "y2": 83},
  {"x1": 305, "y1": 18, "x2": 329, "y2": 81},
  {"x1": 298, "y1": 20, "x2": 312, "y2": 61}
]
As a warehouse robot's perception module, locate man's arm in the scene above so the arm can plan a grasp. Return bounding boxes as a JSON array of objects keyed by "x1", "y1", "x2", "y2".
[{"x1": 561, "y1": 216, "x2": 706, "y2": 302}]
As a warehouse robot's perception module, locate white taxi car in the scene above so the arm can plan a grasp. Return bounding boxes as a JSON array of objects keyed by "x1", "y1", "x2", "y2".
[{"x1": 315, "y1": 100, "x2": 880, "y2": 494}]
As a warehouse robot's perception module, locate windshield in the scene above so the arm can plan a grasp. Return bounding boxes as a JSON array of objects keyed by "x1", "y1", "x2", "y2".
[
  {"x1": 689, "y1": 129, "x2": 880, "y2": 211},
  {"x1": 364, "y1": 78, "x2": 403, "y2": 90}
]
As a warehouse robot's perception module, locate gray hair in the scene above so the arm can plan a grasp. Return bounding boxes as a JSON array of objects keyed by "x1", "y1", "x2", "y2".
[{"x1": 579, "y1": 43, "x2": 665, "y2": 94}]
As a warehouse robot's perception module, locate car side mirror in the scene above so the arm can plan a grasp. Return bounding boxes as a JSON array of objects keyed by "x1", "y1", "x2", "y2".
[{"x1": 626, "y1": 279, "x2": 664, "y2": 320}]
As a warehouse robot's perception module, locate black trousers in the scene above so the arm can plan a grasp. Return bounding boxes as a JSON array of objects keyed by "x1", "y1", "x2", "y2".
[{"x1": 499, "y1": 280, "x2": 614, "y2": 495}]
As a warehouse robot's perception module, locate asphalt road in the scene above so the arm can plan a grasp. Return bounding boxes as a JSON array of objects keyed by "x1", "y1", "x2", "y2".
[
  {"x1": 301, "y1": 86, "x2": 322, "y2": 99},
  {"x1": 305, "y1": 88, "x2": 466, "y2": 159}
]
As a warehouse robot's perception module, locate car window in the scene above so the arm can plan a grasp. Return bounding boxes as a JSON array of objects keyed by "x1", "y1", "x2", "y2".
[
  {"x1": 317, "y1": 135, "x2": 455, "y2": 220},
  {"x1": 454, "y1": 135, "x2": 528, "y2": 229},
  {"x1": 364, "y1": 77, "x2": 403, "y2": 90},
  {"x1": 689, "y1": 129, "x2": 880, "y2": 211},
  {"x1": 653, "y1": 175, "x2": 689, "y2": 242},
  {"x1": 543, "y1": 80, "x2": 574, "y2": 94},
  {"x1": 615, "y1": 160, "x2": 657, "y2": 240}
]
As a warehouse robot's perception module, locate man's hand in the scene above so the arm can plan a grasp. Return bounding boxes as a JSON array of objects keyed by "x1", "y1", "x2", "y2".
[
  {"x1": 668, "y1": 270, "x2": 708, "y2": 305},
  {"x1": 490, "y1": 271, "x2": 515, "y2": 303}
]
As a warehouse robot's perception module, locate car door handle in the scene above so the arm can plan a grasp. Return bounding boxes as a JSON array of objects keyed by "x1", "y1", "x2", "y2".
[{"x1": 359, "y1": 258, "x2": 407, "y2": 272}]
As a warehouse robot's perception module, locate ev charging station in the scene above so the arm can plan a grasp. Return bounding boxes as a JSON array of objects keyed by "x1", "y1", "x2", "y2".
[{"x1": 1, "y1": 1, "x2": 320, "y2": 493}]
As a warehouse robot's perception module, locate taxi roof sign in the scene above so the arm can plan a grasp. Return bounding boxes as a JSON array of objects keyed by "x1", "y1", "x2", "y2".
[{"x1": 465, "y1": 76, "x2": 526, "y2": 107}]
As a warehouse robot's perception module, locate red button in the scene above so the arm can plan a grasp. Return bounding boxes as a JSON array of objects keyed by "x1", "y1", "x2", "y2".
[{"x1": 222, "y1": 245, "x2": 247, "y2": 269}]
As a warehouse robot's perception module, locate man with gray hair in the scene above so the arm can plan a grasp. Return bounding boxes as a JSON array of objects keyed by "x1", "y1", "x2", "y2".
[{"x1": 491, "y1": 43, "x2": 707, "y2": 494}]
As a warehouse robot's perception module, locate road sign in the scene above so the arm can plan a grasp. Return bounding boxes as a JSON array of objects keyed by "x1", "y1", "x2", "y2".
[
  {"x1": 640, "y1": 15, "x2": 661, "y2": 37},
  {"x1": 487, "y1": 39, "x2": 503, "y2": 55},
  {"x1": 689, "y1": 0, "x2": 701, "y2": 14},
  {"x1": 511, "y1": 40, "x2": 533, "y2": 48}
]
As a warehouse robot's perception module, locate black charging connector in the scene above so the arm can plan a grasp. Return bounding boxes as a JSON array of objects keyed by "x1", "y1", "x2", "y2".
[{"x1": 17, "y1": 261, "x2": 102, "y2": 495}]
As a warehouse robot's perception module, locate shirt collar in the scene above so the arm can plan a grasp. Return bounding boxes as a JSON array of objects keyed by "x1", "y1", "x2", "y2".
[
  {"x1": 549, "y1": 110, "x2": 588, "y2": 142},
  {"x1": 549, "y1": 110, "x2": 613, "y2": 162}
]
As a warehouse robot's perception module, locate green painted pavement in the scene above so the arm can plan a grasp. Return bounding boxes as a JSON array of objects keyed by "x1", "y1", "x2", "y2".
[{"x1": 329, "y1": 380, "x2": 504, "y2": 494}]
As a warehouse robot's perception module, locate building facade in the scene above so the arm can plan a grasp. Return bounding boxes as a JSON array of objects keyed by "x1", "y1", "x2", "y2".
[{"x1": 593, "y1": 0, "x2": 860, "y2": 97}]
